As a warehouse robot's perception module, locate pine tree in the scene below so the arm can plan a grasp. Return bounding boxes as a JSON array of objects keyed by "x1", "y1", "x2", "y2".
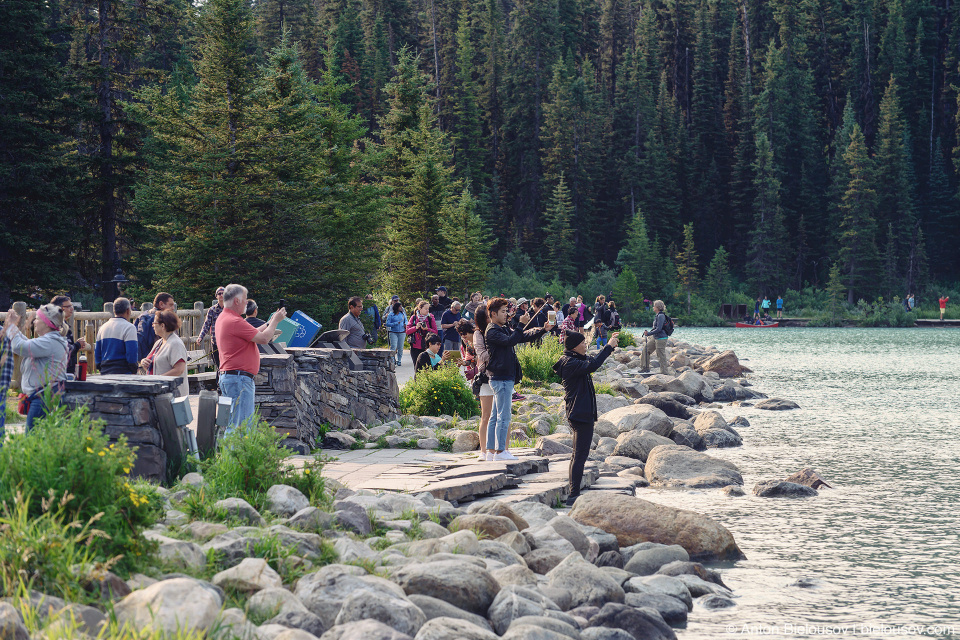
[
  {"x1": 451, "y1": 9, "x2": 485, "y2": 192},
  {"x1": 703, "y1": 246, "x2": 732, "y2": 305},
  {"x1": 542, "y1": 174, "x2": 577, "y2": 284},
  {"x1": 615, "y1": 209, "x2": 658, "y2": 295},
  {"x1": 747, "y1": 132, "x2": 790, "y2": 296},
  {"x1": 837, "y1": 124, "x2": 879, "y2": 303},
  {"x1": 925, "y1": 138, "x2": 959, "y2": 276},
  {"x1": 675, "y1": 222, "x2": 700, "y2": 313},
  {"x1": 612, "y1": 267, "x2": 643, "y2": 322},
  {"x1": 437, "y1": 189, "x2": 491, "y2": 299},
  {"x1": 825, "y1": 260, "x2": 845, "y2": 321}
]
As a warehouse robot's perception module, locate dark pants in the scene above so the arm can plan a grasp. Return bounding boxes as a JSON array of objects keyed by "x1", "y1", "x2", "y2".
[
  {"x1": 569, "y1": 419, "x2": 594, "y2": 496},
  {"x1": 411, "y1": 347, "x2": 424, "y2": 366}
]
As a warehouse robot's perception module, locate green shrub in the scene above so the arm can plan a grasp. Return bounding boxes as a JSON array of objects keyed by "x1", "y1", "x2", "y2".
[
  {"x1": 399, "y1": 363, "x2": 479, "y2": 417},
  {"x1": 516, "y1": 339, "x2": 563, "y2": 384},
  {"x1": 201, "y1": 417, "x2": 326, "y2": 511},
  {"x1": 0, "y1": 404, "x2": 163, "y2": 575},
  {"x1": 615, "y1": 331, "x2": 638, "y2": 348}
]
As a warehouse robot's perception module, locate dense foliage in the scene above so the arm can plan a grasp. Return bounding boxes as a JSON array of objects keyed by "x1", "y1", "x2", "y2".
[
  {"x1": 400, "y1": 363, "x2": 479, "y2": 417},
  {"x1": 4, "y1": 0, "x2": 960, "y2": 321}
]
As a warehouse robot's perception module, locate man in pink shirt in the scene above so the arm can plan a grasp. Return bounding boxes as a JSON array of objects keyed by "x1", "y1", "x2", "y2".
[{"x1": 215, "y1": 284, "x2": 286, "y2": 433}]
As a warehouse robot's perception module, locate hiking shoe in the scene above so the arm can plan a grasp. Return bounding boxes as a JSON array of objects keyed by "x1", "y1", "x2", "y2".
[
  {"x1": 495, "y1": 451, "x2": 518, "y2": 461},
  {"x1": 512, "y1": 392, "x2": 525, "y2": 401},
  {"x1": 564, "y1": 493, "x2": 581, "y2": 507}
]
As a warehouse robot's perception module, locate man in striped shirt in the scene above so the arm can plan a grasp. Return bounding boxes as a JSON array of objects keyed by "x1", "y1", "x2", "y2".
[{"x1": 197, "y1": 286, "x2": 225, "y2": 370}]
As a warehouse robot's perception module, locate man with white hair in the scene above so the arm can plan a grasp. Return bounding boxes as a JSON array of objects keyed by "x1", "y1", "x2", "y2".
[
  {"x1": 215, "y1": 284, "x2": 287, "y2": 432},
  {"x1": 440, "y1": 300, "x2": 463, "y2": 353}
]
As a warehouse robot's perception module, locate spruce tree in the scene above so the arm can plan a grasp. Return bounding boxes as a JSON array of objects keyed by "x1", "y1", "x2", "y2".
[
  {"x1": 615, "y1": 209, "x2": 658, "y2": 295},
  {"x1": 747, "y1": 132, "x2": 790, "y2": 296},
  {"x1": 542, "y1": 174, "x2": 577, "y2": 284},
  {"x1": 437, "y1": 189, "x2": 491, "y2": 299},
  {"x1": 451, "y1": 10, "x2": 485, "y2": 192},
  {"x1": 612, "y1": 267, "x2": 643, "y2": 322},
  {"x1": 703, "y1": 246, "x2": 732, "y2": 305},
  {"x1": 837, "y1": 124, "x2": 879, "y2": 304},
  {"x1": 675, "y1": 223, "x2": 700, "y2": 313}
]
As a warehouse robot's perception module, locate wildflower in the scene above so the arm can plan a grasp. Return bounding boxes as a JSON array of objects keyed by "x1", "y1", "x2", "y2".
[
  {"x1": 86, "y1": 447, "x2": 93, "y2": 453},
  {"x1": 98, "y1": 451, "x2": 105, "y2": 457},
  {"x1": 304, "y1": 469, "x2": 310, "y2": 475}
]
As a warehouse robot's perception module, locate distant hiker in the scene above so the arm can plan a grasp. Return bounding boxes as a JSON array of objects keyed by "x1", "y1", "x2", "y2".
[
  {"x1": 440, "y1": 301, "x2": 463, "y2": 353},
  {"x1": 338, "y1": 296, "x2": 368, "y2": 350},
  {"x1": 406, "y1": 300, "x2": 438, "y2": 366},
  {"x1": 385, "y1": 301, "x2": 407, "y2": 367},
  {"x1": 51, "y1": 295, "x2": 86, "y2": 371},
  {"x1": 939, "y1": 295, "x2": 950, "y2": 321},
  {"x1": 640, "y1": 300, "x2": 673, "y2": 375},
  {"x1": 553, "y1": 329, "x2": 619, "y2": 506},
  {"x1": 365, "y1": 294, "x2": 382, "y2": 335},
  {"x1": 593, "y1": 295, "x2": 609, "y2": 348},
  {"x1": 776, "y1": 295, "x2": 784, "y2": 319},
  {"x1": 196, "y1": 286, "x2": 225, "y2": 370},
  {"x1": 95, "y1": 297, "x2": 138, "y2": 375},
  {"x1": 761, "y1": 295, "x2": 771, "y2": 316},
  {"x1": 471, "y1": 306, "x2": 494, "y2": 461}
]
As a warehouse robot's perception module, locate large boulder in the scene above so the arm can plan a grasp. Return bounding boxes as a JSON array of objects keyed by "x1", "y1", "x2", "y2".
[
  {"x1": 0, "y1": 603, "x2": 29, "y2": 640},
  {"x1": 569, "y1": 492, "x2": 745, "y2": 561},
  {"x1": 613, "y1": 430, "x2": 674, "y2": 462},
  {"x1": 469, "y1": 501, "x2": 529, "y2": 531},
  {"x1": 392, "y1": 560, "x2": 500, "y2": 616},
  {"x1": 755, "y1": 398, "x2": 801, "y2": 411},
  {"x1": 114, "y1": 578, "x2": 221, "y2": 635},
  {"x1": 587, "y1": 603, "x2": 676, "y2": 640},
  {"x1": 634, "y1": 394, "x2": 691, "y2": 420},
  {"x1": 595, "y1": 394, "x2": 632, "y2": 415},
  {"x1": 692, "y1": 412, "x2": 742, "y2": 448},
  {"x1": 700, "y1": 350, "x2": 750, "y2": 378},
  {"x1": 414, "y1": 617, "x2": 498, "y2": 640},
  {"x1": 212, "y1": 558, "x2": 282, "y2": 593},
  {"x1": 449, "y1": 514, "x2": 518, "y2": 539},
  {"x1": 264, "y1": 485, "x2": 311, "y2": 517},
  {"x1": 668, "y1": 424, "x2": 706, "y2": 451},
  {"x1": 408, "y1": 595, "x2": 493, "y2": 632},
  {"x1": 321, "y1": 619, "x2": 413, "y2": 640},
  {"x1": 644, "y1": 445, "x2": 743, "y2": 488},
  {"x1": 144, "y1": 533, "x2": 206, "y2": 573},
  {"x1": 450, "y1": 430, "x2": 481, "y2": 453},
  {"x1": 487, "y1": 586, "x2": 559, "y2": 635},
  {"x1": 334, "y1": 589, "x2": 427, "y2": 637},
  {"x1": 665, "y1": 371, "x2": 712, "y2": 402},
  {"x1": 213, "y1": 498, "x2": 265, "y2": 526},
  {"x1": 597, "y1": 405, "x2": 673, "y2": 437},
  {"x1": 623, "y1": 544, "x2": 689, "y2": 576},
  {"x1": 295, "y1": 565, "x2": 407, "y2": 630},
  {"x1": 544, "y1": 553, "x2": 625, "y2": 608},
  {"x1": 784, "y1": 468, "x2": 832, "y2": 489}
]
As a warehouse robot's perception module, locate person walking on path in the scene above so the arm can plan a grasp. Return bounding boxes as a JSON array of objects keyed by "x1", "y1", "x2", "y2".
[
  {"x1": 440, "y1": 301, "x2": 463, "y2": 353},
  {"x1": 385, "y1": 301, "x2": 407, "y2": 366},
  {"x1": 215, "y1": 284, "x2": 286, "y2": 434},
  {"x1": 484, "y1": 298, "x2": 553, "y2": 461},
  {"x1": 196, "y1": 287, "x2": 225, "y2": 370},
  {"x1": 553, "y1": 330, "x2": 619, "y2": 506},
  {"x1": 406, "y1": 300, "x2": 437, "y2": 366},
  {"x1": 51, "y1": 295, "x2": 87, "y2": 372},
  {"x1": 776, "y1": 295, "x2": 784, "y2": 319},
  {"x1": 3, "y1": 304, "x2": 69, "y2": 430},
  {"x1": 144, "y1": 310, "x2": 190, "y2": 398},
  {"x1": 939, "y1": 295, "x2": 950, "y2": 321},
  {"x1": 471, "y1": 306, "x2": 494, "y2": 461},
  {"x1": 136, "y1": 292, "x2": 175, "y2": 361},
  {"x1": 414, "y1": 334, "x2": 443, "y2": 375},
  {"x1": 338, "y1": 297, "x2": 368, "y2": 349},
  {"x1": 95, "y1": 297, "x2": 139, "y2": 374},
  {"x1": 640, "y1": 300, "x2": 673, "y2": 375}
]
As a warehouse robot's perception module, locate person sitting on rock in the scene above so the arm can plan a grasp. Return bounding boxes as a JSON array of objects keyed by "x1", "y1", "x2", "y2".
[{"x1": 553, "y1": 330, "x2": 619, "y2": 507}]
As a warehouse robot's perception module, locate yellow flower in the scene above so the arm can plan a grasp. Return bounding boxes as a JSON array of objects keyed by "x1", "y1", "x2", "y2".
[
  {"x1": 304, "y1": 469, "x2": 310, "y2": 475},
  {"x1": 123, "y1": 467, "x2": 131, "y2": 474},
  {"x1": 98, "y1": 451, "x2": 105, "y2": 457},
  {"x1": 86, "y1": 447, "x2": 93, "y2": 453}
]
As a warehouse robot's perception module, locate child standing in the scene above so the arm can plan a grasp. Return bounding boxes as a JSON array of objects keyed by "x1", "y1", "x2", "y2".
[{"x1": 553, "y1": 330, "x2": 619, "y2": 506}]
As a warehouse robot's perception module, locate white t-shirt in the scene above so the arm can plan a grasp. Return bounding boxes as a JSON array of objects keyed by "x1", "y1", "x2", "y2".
[{"x1": 153, "y1": 334, "x2": 189, "y2": 397}]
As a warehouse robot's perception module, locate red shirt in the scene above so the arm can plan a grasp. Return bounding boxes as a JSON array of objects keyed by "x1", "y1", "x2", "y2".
[
  {"x1": 940, "y1": 297, "x2": 949, "y2": 310},
  {"x1": 215, "y1": 308, "x2": 261, "y2": 374}
]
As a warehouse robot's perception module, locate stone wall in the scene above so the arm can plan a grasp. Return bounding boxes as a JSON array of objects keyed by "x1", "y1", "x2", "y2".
[
  {"x1": 61, "y1": 376, "x2": 180, "y2": 482},
  {"x1": 255, "y1": 347, "x2": 399, "y2": 448}
]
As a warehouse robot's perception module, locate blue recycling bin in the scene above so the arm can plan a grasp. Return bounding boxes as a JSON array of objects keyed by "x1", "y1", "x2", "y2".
[{"x1": 288, "y1": 310, "x2": 322, "y2": 347}]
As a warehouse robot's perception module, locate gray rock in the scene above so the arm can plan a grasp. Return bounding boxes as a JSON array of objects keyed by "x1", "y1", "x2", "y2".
[
  {"x1": 755, "y1": 398, "x2": 800, "y2": 410},
  {"x1": 624, "y1": 593, "x2": 688, "y2": 626},
  {"x1": 289, "y1": 507, "x2": 335, "y2": 533},
  {"x1": 144, "y1": 532, "x2": 207, "y2": 573},
  {"x1": 296, "y1": 565, "x2": 407, "y2": 630},
  {"x1": 674, "y1": 574, "x2": 733, "y2": 598},
  {"x1": 697, "y1": 594, "x2": 736, "y2": 609},
  {"x1": 408, "y1": 595, "x2": 492, "y2": 632},
  {"x1": 635, "y1": 394, "x2": 692, "y2": 420},
  {"x1": 201, "y1": 532, "x2": 257, "y2": 567},
  {"x1": 720, "y1": 485, "x2": 745, "y2": 496},
  {"x1": 594, "y1": 550, "x2": 624, "y2": 569},
  {"x1": 537, "y1": 437, "x2": 574, "y2": 455},
  {"x1": 322, "y1": 431, "x2": 358, "y2": 449},
  {"x1": 213, "y1": 558, "x2": 283, "y2": 593},
  {"x1": 585, "y1": 531, "x2": 620, "y2": 554},
  {"x1": 450, "y1": 514, "x2": 518, "y2": 539},
  {"x1": 626, "y1": 576, "x2": 693, "y2": 610},
  {"x1": 487, "y1": 589, "x2": 551, "y2": 635},
  {"x1": 524, "y1": 548, "x2": 569, "y2": 574},
  {"x1": 334, "y1": 589, "x2": 426, "y2": 637},
  {"x1": 549, "y1": 516, "x2": 591, "y2": 556},
  {"x1": 477, "y1": 540, "x2": 526, "y2": 567},
  {"x1": 501, "y1": 626, "x2": 570, "y2": 640},
  {"x1": 668, "y1": 424, "x2": 706, "y2": 451},
  {"x1": 469, "y1": 501, "x2": 530, "y2": 531},
  {"x1": 267, "y1": 609, "x2": 327, "y2": 636},
  {"x1": 699, "y1": 427, "x2": 743, "y2": 448},
  {"x1": 524, "y1": 526, "x2": 577, "y2": 556},
  {"x1": 392, "y1": 560, "x2": 500, "y2": 616},
  {"x1": 414, "y1": 617, "x2": 498, "y2": 640},
  {"x1": 508, "y1": 616, "x2": 581, "y2": 639},
  {"x1": 320, "y1": 619, "x2": 413, "y2": 640},
  {"x1": 451, "y1": 430, "x2": 480, "y2": 453},
  {"x1": 656, "y1": 561, "x2": 728, "y2": 588},
  {"x1": 491, "y1": 564, "x2": 540, "y2": 587},
  {"x1": 247, "y1": 587, "x2": 309, "y2": 619},
  {"x1": 332, "y1": 502, "x2": 373, "y2": 535},
  {"x1": 184, "y1": 521, "x2": 229, "y2": 541},
  {"x1": 214, "y1": 498, "x2": 265, "y2": 526},
  {"x1": 333, "y1": 537, "x2": 381, "y2": 564},
  {"x1": 0, "y1": 603, "x2": 27, "y2": 640},
  {"x1": 417, "y1": 438, "x2": 440, "y2": 449},
  {"x1": 545, "y1": 553, "x2": 625, "y2": 609},
  {"x1": 643, "y1": 445, "x2": 743, "y2": 488},
  {"x1": 509, "y1": 501, "x2": 558, "y2": 529},
  {"x1": 623, "y1": 544, "x2": 689, "y2": 576},
  {"x1": 597, "y1": 405, "x2": 673, "y2": 437},
  {"x1": 587, "y1": 603, "x2": 675, "y2": 640},
  {"x1": 114, "y1": 578, "x2": 222, "y2": 634},
  {"x1": 613, "y1": 430, "x2": 674, "y2": 462},
  {"x1": 497, "y1": 531, "x2": 532, "y2": 556},
  {"x1": 265, "y1": 485, "x2": 311, "y2": 517},
  {"x1": 753, "y1": 481, "x2": 818, "y2": 498},
  {"x1": 784, "y1": 468, "x2": 832, "y2": 489}
]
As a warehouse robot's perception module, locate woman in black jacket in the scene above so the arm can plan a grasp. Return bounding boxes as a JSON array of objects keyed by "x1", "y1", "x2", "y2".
[{"x1": 552, "y1": 330, "x2": 619, "y2": 506}]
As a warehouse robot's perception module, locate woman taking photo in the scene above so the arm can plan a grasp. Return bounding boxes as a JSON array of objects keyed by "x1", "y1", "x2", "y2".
[
  {"x1": 470, "y1": 306, "x2": 494, "y2": 461},
  {"x1": 3, "y1": 304, "x2": 69, "y2": 430},
  {"x1": 142, "y1": 310, "x2": 190, "y2": 398},
  {"x1": 406, "y1": 300, "x2": 437, "y2": 366},
  {"x1": 385, "y1": 301, "x2": 407, "y2": 367}
]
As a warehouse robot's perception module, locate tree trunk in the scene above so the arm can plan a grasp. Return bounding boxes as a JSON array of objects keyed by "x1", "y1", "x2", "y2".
[{"x1": 98, "y1": 0, "x2": 117, "y2": 300}]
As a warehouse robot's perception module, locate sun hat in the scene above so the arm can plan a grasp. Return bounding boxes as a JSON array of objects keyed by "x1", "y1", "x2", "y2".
[{"x1": 517, "y1": 297, "x2": 529, "y2": 306}]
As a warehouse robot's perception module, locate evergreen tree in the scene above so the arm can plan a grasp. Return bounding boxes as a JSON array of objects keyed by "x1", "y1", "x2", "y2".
[
  {"x1": 615, "y1": 209, "x2": 658, "y2": 295},
  {"x1": 837, "y1": 124, "x2": 879, "y2": 303},
  {"x1": 925, "y1": 138, "x2": 959, "y2": 276},
  {"x1": 675, "y1": 223, "x2": 700, "y2": 312},
  {"x1": 703, "y1": 246, "x2": 732, "y2": 305},
  {"x1": 451, "y1": 9, "x2": 485, "y2": 192},
  {"x1": 437, "y1": 189, "x2": 491, "y2": 299},
  {"x1": 612, "y1": 267, "x2": 643, "y2": 322},
  {"x1": 542, "y1": 174, "x2": 577, "y2": 284},
  {"x1": 747, "y1": 132, "x2": 790, "y2": 296},
  {"x1": 826, "y1": 260, "x2": 845, "y2": 321}
]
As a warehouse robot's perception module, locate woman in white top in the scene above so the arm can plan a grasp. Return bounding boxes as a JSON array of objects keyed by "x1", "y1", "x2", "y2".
[
  {"x1": 472, "y1": 305, "x2": 495, "y2": 461},
  {"x1": 3, "y1": 303, "x2": 69, "y2": 431},
  {"x1": 142, "y1": 310, "x2": 189, "y2": 397}
]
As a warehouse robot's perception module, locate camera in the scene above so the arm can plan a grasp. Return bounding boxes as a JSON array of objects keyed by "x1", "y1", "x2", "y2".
[{"x1": 363, "y1": 332, "x2": 375, "y2": 345}]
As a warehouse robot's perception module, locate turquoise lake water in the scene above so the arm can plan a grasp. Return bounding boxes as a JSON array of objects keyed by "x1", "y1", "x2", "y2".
[{"x1": 627, "y1": 327, "x2": 960, "y2": 640}]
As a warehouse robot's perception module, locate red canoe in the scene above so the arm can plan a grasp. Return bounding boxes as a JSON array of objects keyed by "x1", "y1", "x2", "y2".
[{"x1": 735, "y1": 322, "x2": 779, "y2": 328}]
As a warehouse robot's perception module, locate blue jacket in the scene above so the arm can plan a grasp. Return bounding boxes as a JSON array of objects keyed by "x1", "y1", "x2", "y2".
[
  {"x1": 385, "y1": 310, "x2": 407, "y2": 333},
  {"x1": 136, "y1": 311, "x2": 158, "y2": 361},
  {"x1": 95, "y1": 317, "x2": 139, "y2": 373}
]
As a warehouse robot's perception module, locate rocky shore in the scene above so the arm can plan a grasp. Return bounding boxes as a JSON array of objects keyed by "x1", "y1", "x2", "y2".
[{"x1": 0, "y1": 336, "x2": 822, "y2": 639}]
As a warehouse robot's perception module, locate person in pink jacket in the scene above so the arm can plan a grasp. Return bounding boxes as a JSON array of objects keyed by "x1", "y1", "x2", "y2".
[{"x1": 406, "y1": 300, "x2": 437, "y2": 366}]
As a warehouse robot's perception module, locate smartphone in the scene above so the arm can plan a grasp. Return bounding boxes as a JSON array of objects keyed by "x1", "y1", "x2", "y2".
[{"x1": 547, "y1": 310, "x2": 556, "y2": 324}]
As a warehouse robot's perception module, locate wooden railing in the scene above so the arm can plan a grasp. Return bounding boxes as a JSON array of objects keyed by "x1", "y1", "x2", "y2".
[{"x1": 0, "y1": 301, "x2": 214, "y2": 385}]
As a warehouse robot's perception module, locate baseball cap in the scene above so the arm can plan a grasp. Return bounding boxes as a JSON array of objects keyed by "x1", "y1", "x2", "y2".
[
  {"x1": 216, "y1": 286, "x2": 225, "y2": 295},
  {"x1": 517, "y1": 297, "x2": 529, "y2": 306},
  {"x1": 437, "y1": 286, "x2": 447, "y2": 292}
]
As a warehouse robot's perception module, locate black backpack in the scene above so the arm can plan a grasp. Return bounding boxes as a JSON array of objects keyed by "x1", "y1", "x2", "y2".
[{"x1": 661, "y1": 313, "x2": 674, "y2": 336}]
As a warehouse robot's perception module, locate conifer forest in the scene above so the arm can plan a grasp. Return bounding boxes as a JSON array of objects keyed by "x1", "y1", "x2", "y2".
[{"x1": 3, "y1": 0, "x2": 960, "y2": 323}]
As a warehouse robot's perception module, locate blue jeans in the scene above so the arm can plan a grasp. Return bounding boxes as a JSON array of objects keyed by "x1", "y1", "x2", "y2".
[
  {"x1": 487, "y1": 378, "x2": 514, "y2": 451},
  {"x1": 389, "y1": 333, "x2": 405, "y2": 365},
  {"x1": 25, "y1": 386, "x2": 62, "y2": 433},
  {"x1": 219, "y1": 374, "x2": 256, "y2": 436}
]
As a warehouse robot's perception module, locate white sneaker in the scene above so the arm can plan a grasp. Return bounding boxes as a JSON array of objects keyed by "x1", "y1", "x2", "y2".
[
  {"x1": 495, "y1": 451, "x2": 518, "y2": 461},
  {"x1": 485, "y1": 452, "x2": 494, "y2": 461}
]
